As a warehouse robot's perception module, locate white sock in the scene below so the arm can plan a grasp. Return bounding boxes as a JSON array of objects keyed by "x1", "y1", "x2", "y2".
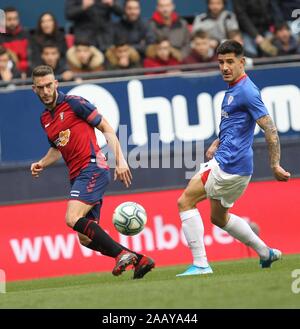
[
  {"x1": 180, "y1": 209, "x2": 209, "y2": 267},
  {"x1": 222, "y1": 213, "x2": 270, "y2": 260}
]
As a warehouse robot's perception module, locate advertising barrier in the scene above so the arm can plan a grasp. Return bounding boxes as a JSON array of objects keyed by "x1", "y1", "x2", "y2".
[
  {"x1": 1, "y1": 66, "x2": 300, "y2": 163},
  {"x1": 0, "y1": 178, "x2": 299, "y2": 281}
]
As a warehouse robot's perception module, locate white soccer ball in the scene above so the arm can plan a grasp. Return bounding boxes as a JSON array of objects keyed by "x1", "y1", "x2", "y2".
[{"x1": 112, "y1": 201, "x2": 147, "y2": 236}]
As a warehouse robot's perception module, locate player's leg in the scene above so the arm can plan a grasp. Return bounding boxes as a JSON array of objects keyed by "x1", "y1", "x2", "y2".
[
  {"x1": 76, "y1": 201, "x2": 115, "y2": 255},
  {"x1": 66, "y1": 200, "x2": 125, "y2": 257},
  {"x1": 75, "y1": 200, "x2": 155, "y2": 278},
  {"x1": 67, "y1": 199, "x2": 140, "y2": 275},
  {"x1": 68, "y1": 167, "x2": 140, "y2": 277},
  {"x1": 210, "y1": 199, "x2": 281, "y2": 267},
  {"x1": 176, "y1": 169, "x2": 212, "y2": 276}
]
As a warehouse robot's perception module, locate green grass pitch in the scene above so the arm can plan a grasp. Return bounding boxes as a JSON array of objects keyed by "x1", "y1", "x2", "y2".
[{"x1": 1, "y1": 254, "x2": 300, "y2": 309}]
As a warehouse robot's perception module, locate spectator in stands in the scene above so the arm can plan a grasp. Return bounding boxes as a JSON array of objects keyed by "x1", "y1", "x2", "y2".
[
  {"x1": 0, "y1": 7, "x2": 29, "y2": 73},
  {"x1": 182, "y1": 31, "x2": 217, "y2": 65},
  {"x1": 232, "y1": 0, "x2": 282, "y2": 57},
  {"x1": 29, "y1": 12, "x2": 68, "y2": 67},
  {"x1": 0, "y1": 45, "x2": 21, "y2": 83},
  {"x1": 227, "y1": 30, "x2": 254, "y2": 57},
  {"x1": 105, "y1": 38, "x2": 141, "y2": 70},
  {"x1": 113, "y1": 0, "x2": 155, "y2": 58},
  {"x1": 144, "y1": 36, "x2": 181, "y2": 74},
  {"x1": 192, "y1": 0, "x2": 239, "y2": 50},
  {"x1": 227, "y1": 30, "x2": 254, "y2": 68},
  {"x1": 67, "y1": 39, "x2": 104, "y2": 73},
  {"x1": 38, "y1": 44, "x2": 74, "y2": 81},
  {"x1": 272, "y1": 22, "x2": 300, "y2": 56},
  {"x1": 65, "y1": 0, "x2": 123, "y2": 52},
  {"x1": 149, "y1": 0, "x2": 190, "y2": 58}
]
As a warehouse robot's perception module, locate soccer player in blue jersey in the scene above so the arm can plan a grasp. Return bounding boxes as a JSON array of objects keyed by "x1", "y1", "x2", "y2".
[
  {"x1": 177, "y1": 40, "x2": 291, "y2": 276},
  {"x1": 30, "y1": 65, "x2": 154, "y2": 279}
]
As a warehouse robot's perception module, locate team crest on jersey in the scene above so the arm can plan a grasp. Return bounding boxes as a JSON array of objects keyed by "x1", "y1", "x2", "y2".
[
  {"x1": 54, "y1": 129, "x2": 71, "y2": 147},
  {"x1": 60, "y1": 112, "x2": 64, "y2": 121},
  {"x1": 228, "y1": 95, "x2": 234, "y2": 105},
  {"x1": 221, "y1": 110, "x2": 229, "y2": 118}
]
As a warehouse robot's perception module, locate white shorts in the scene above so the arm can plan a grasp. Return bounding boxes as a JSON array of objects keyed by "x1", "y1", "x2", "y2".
[{"x1": 199, "y1": 158, "x2": 251, "y2": 208}]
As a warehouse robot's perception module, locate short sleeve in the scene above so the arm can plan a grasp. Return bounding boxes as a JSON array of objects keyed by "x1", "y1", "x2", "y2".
[
  {"x1": 244, "y1": 88, "x2": 269, "y2": 121},
  {"x1": 66, "y1": 95, "x2": 102, "y2": 127}
]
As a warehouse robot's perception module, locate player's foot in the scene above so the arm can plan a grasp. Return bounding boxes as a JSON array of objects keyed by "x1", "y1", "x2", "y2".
[
  {"x1": 176, "y1": 265, "x2": 213, "y2": 277},
  {"x1": 133, "y1": 255, "x2": 155, "y2": 279},
  {"x1": 260, "y1": 248, "x2": 282, "y2": 268},
  {"x1": 112, "y1": 250, "x2": 138, "y2": 276}
]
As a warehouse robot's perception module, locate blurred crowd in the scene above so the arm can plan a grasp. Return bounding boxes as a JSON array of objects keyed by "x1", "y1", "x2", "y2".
[{"x1": 0, "y1": 0, "x2": 300, "y2": 86}]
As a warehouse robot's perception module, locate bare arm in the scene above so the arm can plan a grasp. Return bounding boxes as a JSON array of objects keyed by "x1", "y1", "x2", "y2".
[
  {"x1": 256, "y1": 115, "x2": 290, "y2": 181},
  {"x1": 96, "y1": 117, "x2": 132, "y2": 188},
  {"x1": 206, "y1": 138, "x2": 220, "y2": 160},
  {"x1": 31, "y1": 147, "x2": 62, "y2": 178}
]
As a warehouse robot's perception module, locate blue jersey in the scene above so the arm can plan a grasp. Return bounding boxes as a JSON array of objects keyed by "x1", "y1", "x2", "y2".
[{"x1": 214, "y1": 75, "x2": 268, "y2": 176}]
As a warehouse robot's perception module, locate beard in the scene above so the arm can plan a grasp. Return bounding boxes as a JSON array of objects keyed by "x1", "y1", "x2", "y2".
[{"x1": 39, "y1": 90, "x2": 57, "y2": 108}]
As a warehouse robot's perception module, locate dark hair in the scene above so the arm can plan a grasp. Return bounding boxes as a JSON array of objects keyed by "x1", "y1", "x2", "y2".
[
  {"x1": 216, "y1": 40, "x2": 244, "y2": 57},
  {"x1": 74, "y1": 38, "x2": 92, "y2": 47},
  {"x1": 115, "y1": 35, "x2": 129, "y2": 48},
  {"x1": 0, "y1": 45, "x2": 8, "y2": 56},
  {"x1": 124, "y1": 0, "x2": 140, "y2": 5},
  {"x1": 41, "y1": 42, "x2": 60, "y2": 52},
  {"x1": 155, "y1": 35, "x2": 170, "y2": 44},
  {"x1": 4, "y1": 6, "x2": 18, "y2": 13},
  {"x1": 274, "y1": 22, "x2": 290, "y2": 33},
  {"x1": 192, "y1": 30, "x2": 209, "y2": 40},
  {"x1": 32, "y1": 65, "x2": 54, "y2": 79},
  {"x1": 36, "y1": 12, "x2": 58, "y2": 36},
  {"x1": 207, "y1": 0, "x2": 226, "y2": 6}
]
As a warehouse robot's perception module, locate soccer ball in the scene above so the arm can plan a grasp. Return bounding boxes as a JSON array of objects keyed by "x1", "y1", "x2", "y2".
[{"x1": 112, "y1": 202, "x2": 147, "y2": 236}]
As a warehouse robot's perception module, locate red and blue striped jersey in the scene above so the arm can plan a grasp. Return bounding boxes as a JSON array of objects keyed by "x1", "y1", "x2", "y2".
[{"x1": 40, "y1": 91, "x2": 108, "y2": 180}]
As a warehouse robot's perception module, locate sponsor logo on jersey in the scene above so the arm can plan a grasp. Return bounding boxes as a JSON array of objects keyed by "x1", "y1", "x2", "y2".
[
  {"x1": 221, "y1": 110, "x2": 229, "y2": 118},
  {"x1": 60, "y1": 112, "x2": 64, "y2": 121}
]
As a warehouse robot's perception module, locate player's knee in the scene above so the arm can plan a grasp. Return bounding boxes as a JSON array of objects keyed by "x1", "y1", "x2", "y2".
[
  {"x1": 177, "y1": 195, "x2": 186, "y2": 212},
  {"x1": 177, "y1": 194, "x2": 194, "y2": 212},
  {"x1": 65, "y1": 213, "x2": 79, "y2": 228}
]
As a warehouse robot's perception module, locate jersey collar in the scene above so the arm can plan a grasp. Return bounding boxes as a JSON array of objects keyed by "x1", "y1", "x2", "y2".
[
  {"x1": 56, "y1": 91, "x2": 65, "y2": 105},
  {"x1": 229, "y1": 74, "x2": 247, "y2": 87}
]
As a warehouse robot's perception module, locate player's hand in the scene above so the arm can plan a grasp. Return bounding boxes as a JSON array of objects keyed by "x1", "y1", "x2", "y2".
[
  {"x1": 205, "y1": 138, "x2": 220, "y2": 160},
  {"x1": 272, "y1": 165, "x2": 291, "y2": 182},
  {"x1": 205, "y1": 143, "x2": 218, "y2": 160},
  {"x1": 31, "y1": 161, "x2": 44, "y2": 178},
  {"x1": 114, "y1": 162, "x2": 132, "y2": 188},
  {"x1": 206, "y1": 146, "x2": 217, "y2": 160}
]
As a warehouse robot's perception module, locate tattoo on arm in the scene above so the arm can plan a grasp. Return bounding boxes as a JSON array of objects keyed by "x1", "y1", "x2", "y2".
[{"x1": 256, "y1": 115, "x2": 280, "y2": 168}]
